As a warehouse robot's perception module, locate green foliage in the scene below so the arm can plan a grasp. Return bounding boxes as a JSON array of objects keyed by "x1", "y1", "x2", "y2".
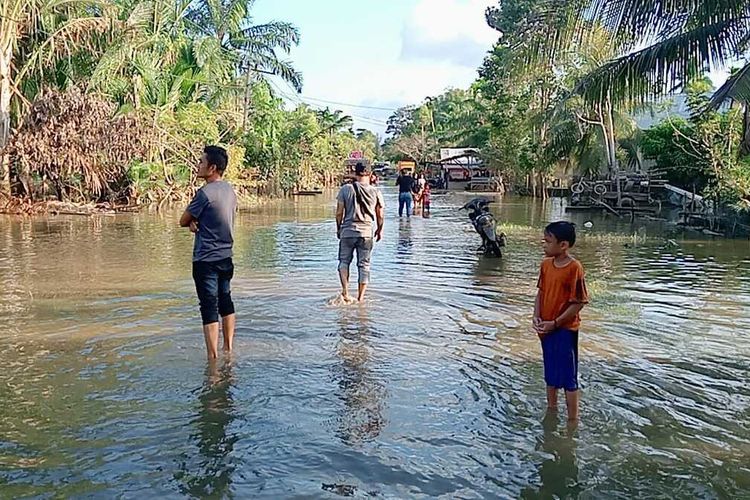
[
  {"x1": 3, "y1": 0, "x2": 382, "y2": 205},
  {"x1": 641, "y1": 118, "x2": 706, "y2": 190},
  {"x1": 642, "y1": 80, "x2": 750, "y2": 211},
  {"x1": 240, "y1": 83, "x2": 374, "y2": 196}
]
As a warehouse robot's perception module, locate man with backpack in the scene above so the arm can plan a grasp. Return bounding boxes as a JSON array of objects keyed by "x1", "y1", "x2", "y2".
[{"x1": 335, "y1": 162, "x2": 385, "y2": 303}]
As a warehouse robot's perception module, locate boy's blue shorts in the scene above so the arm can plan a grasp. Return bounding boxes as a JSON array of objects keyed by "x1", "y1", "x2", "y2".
[{"x1": 541, "y1": 329, "x2": 579, "y2": 391}]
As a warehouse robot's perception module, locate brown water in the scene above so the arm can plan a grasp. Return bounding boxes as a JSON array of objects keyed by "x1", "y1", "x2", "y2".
[{"x1": 0, "y1": 190, "x2": 748, "y2": 498}]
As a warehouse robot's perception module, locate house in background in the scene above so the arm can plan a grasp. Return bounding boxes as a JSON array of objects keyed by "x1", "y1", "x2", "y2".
[{"x1": 437, "y1": 148, "x2": 483, "y2": 182}]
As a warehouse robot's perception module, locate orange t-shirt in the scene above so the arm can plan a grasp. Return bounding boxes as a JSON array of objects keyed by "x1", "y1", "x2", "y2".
[{"x1": 537, "y1": 257, "x2": 589, "y2": 331}]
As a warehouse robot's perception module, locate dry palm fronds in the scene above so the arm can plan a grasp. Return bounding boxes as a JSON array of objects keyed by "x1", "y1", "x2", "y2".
[{"x1": 5, "y1": 86, "x2": 149, "y2": 203}]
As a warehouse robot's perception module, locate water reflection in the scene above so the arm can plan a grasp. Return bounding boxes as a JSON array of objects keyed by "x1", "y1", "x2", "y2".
[
  {"x1": 522, "y1": 413, "x2": 580, "y2": 499},
  {"x1": 177, "y1": 359, "x2": 237, "y2": 497},
  {"x1": 397, "y1": 219, "x2": 413, "y2": 256},
  {"x1": 1, "y1": 193, "x2": 749, "y2": 497},
  {"x1": 333, "y1": 308, "x2": 387, "y2": 446}
]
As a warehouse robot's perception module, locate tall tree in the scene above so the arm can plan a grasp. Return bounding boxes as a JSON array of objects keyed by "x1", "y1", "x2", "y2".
[
  {"x1": 570, "y1": 1, "x2": 750, "y2": 153},
  {"x1": 187, "y1": 0, "x2": 302, "y2": 91}
]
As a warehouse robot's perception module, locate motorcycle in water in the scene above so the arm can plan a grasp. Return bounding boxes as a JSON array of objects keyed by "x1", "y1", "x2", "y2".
[{"x1": 460, "y1": 197, "x2": 507, "y2": 257}]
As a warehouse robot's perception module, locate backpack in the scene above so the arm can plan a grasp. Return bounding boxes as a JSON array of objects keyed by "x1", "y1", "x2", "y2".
[{"x1": 351, "y1": 182, "x2": 375, "y2": 221}]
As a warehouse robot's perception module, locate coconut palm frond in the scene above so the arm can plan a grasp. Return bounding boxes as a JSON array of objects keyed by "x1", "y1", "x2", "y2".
[
  {"x1": 574, "y1": 17, "x2": 745, "y2": 105},
  {"x1": 251, "y1": 54, "x2": 303, "y2": 92},
  {"x1": 588, "y1": 0, "x2": 749, "y2": 42},
  {"x1": 240, "y1": 21, "x2": 300, "y2": 53},
  {"x1": 16, "y1": 16, "x2": 115, "y2": 84}
]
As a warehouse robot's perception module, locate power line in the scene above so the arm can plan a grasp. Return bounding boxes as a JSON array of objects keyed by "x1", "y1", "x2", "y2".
[
  {"x1": 277, "y1": 78, "x2": 395, "y2": 117},
  {"x1": 297, "y1": 95, "x2": 397, "y2": 112},
  {"x1": 269, "y1": 80, "x2": 389, "y2": 127}
]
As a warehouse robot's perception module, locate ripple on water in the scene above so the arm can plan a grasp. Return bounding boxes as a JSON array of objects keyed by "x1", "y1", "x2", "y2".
[{"x1": 0, "y1": 193, "x2": 749, "y2": 497}]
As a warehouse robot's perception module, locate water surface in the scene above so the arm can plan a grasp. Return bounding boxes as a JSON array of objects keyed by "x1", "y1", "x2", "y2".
[{"x1": 1, "y1": 190, "x2": 748, "y2": 498}]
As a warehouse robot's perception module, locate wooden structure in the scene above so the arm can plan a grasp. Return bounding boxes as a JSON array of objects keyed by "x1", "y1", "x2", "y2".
[
  {"x1": 425, "y1": 148, "x2": 503, "y2": 192},
  {"x1": 566, "y1": 171, "x2": 667, "y2": 216}
]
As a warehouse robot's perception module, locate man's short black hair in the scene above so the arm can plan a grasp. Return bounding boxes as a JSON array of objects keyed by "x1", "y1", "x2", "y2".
[
  {"x1": 545, "y1": 221, "x2": 577, "y2": 247},
  {"x1": 355, "y1": 162, "x2": 370, "y2": 175},
  {"x1": 204, "y1": 145, "x2": 228, "y2": 174}
]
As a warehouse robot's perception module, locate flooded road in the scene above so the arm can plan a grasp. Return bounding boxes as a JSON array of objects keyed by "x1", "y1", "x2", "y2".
[{"x1": 1, "y1": 189, "x2": 749, "y2": 498}]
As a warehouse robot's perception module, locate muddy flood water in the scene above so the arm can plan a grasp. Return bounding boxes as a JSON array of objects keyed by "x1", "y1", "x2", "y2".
[{"x1": 1, "y1": 189, "x2": 748, "y2": 498}]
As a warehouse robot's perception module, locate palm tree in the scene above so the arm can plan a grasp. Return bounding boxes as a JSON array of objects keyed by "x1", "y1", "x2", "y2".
[
  {"x1": 187, "y1": 0, "x2": 302, "y2": 91},
  {"x1": 571, "y1": 1, "x2": 750, "y2": 151},
  {"x1": 89, "y1": 0, "x2": 205, "y2": 110},
  {"x1": 1, "y1": 0, "x2": 114, "y2": 193},
  {"x1": 315, "y1": 108, "x2": 353, "y2": 135}
]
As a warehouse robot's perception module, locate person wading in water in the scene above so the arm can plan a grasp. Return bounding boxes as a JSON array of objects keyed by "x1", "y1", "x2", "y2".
[
  {"x1": 335, "y1": 162, "x2": 385, "y2": 303},
  {"x1": 180, "y1": 146, "x2": 238, "y2": 359}
]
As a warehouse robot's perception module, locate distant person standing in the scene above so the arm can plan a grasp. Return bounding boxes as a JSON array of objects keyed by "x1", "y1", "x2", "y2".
[
  {"x1": 414, "y1": 173, "x2": 427, "y2": 215},
  {"x1": 336, "y1": 162, "x2": 385, "y2": 302},
  {"x1": 180, "y1": 146, "x2": 237, "y2": 360},
  {"x1": 421, "y1": 182, "x2": 431, "y2": 216},
  {"x1": 395, "y1": 169, "x2": 415, "y2": 217}
]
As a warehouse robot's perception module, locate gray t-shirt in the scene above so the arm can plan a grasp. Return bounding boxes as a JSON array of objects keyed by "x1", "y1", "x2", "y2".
[
  {"x1": 188, "y1": 180, "x2": 237, "y2": 262},
  {"x1": 337, "y1": 182, "x2": 384, "y2": 239}
]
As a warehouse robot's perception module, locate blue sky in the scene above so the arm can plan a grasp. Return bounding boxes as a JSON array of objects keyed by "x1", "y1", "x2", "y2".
[
  {"x1": 252, "y1": 0, "x2": 498, "y2": 135},
  {"x1": 252, "y1": 1, "x2": 732, "y2": 136}
]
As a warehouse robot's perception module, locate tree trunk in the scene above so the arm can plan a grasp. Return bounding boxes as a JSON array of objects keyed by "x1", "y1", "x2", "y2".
[
  {"x1": 539, "y1": 172, "x2": 547, "y2": 200},
  {"x1": 242, "y1": 71, "x2": 251, "y2": 130},
  {"x1": 0, "y1": 39, "x2": 12, "y2": 195},
  {"x1": 741, "y1": 104, "x2": 750, "y2": 157},
  {"x1": 604, "y1": 92, "x2": 621, "y2": 205}
]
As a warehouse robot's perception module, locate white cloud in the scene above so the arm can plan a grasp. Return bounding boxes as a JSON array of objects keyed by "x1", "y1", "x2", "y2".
[
  {"x1": 277, "y1": 0, "x2": 499, "y2": 135},
  {"x1": 401, "y1": 0, "x2": 497, "y2": 65},
  {"x1": 335, "y1": 1, "x2": 497, "y2": 133}
]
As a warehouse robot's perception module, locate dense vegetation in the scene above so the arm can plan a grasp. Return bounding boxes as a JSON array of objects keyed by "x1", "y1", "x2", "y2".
[
  {"x1": 1, "y1": 0, "x2": 749, "y2": 213},
  {"x1": 0, "y1": 0, "x2": 376, "y2": 206},
  {"x1": 384, "y1": 0, "x2": 750, "y2": 211}
]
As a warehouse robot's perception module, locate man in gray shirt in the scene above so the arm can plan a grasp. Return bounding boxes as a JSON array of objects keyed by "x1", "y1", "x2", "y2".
[
  {"x1": 180, "y1": 145, "x2": 237, "y2": 359},
  {"x1": 336, "y1": 162, "x2": 385, "y2": 303}
]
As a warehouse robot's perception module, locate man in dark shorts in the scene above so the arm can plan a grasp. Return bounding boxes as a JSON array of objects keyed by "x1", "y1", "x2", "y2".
[
  {"x1": 180, "y1": 146, "x2": 237, "y2": 359},
  {"x1": 336, "y1": 162, "x2": 385, "y2": 302}
]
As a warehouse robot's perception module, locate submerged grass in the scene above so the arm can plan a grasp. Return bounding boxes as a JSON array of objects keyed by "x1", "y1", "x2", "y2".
[{"x1": 500, "y1": 222, "x2": 657, "y2": 246}]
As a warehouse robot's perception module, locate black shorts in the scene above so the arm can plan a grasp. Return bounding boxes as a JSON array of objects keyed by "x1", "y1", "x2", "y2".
[{"x1": 192, "y1": 257, "x2": 235, "y2": 325}]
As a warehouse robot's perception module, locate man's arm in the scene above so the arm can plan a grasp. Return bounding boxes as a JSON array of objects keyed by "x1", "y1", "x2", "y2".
[
  {"x1": 182, "y1": 190, "x2": 207, "y2": 227},
  {"x1": 374, "y1": 202, "x2": 384, "y2": 241},
  {"x1": 179, "y1": 210, "x2": 194, "y2": 227},
  {"x1": 335, "y1": 201, "x2": 345, "y2": 239}
]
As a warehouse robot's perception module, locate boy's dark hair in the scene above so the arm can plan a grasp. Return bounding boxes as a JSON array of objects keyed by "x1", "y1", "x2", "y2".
[
  {"x1": 545, "y1": 221, "x2": 577, "y2": 246},
  {"x1": 204, "y1": 145, "x2": 229, "y2": 174}
]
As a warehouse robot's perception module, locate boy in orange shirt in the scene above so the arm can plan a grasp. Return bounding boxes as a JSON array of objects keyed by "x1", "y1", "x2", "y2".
[{"x1": 534, "y1": 221, "x2": 589, "y2": 421}]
